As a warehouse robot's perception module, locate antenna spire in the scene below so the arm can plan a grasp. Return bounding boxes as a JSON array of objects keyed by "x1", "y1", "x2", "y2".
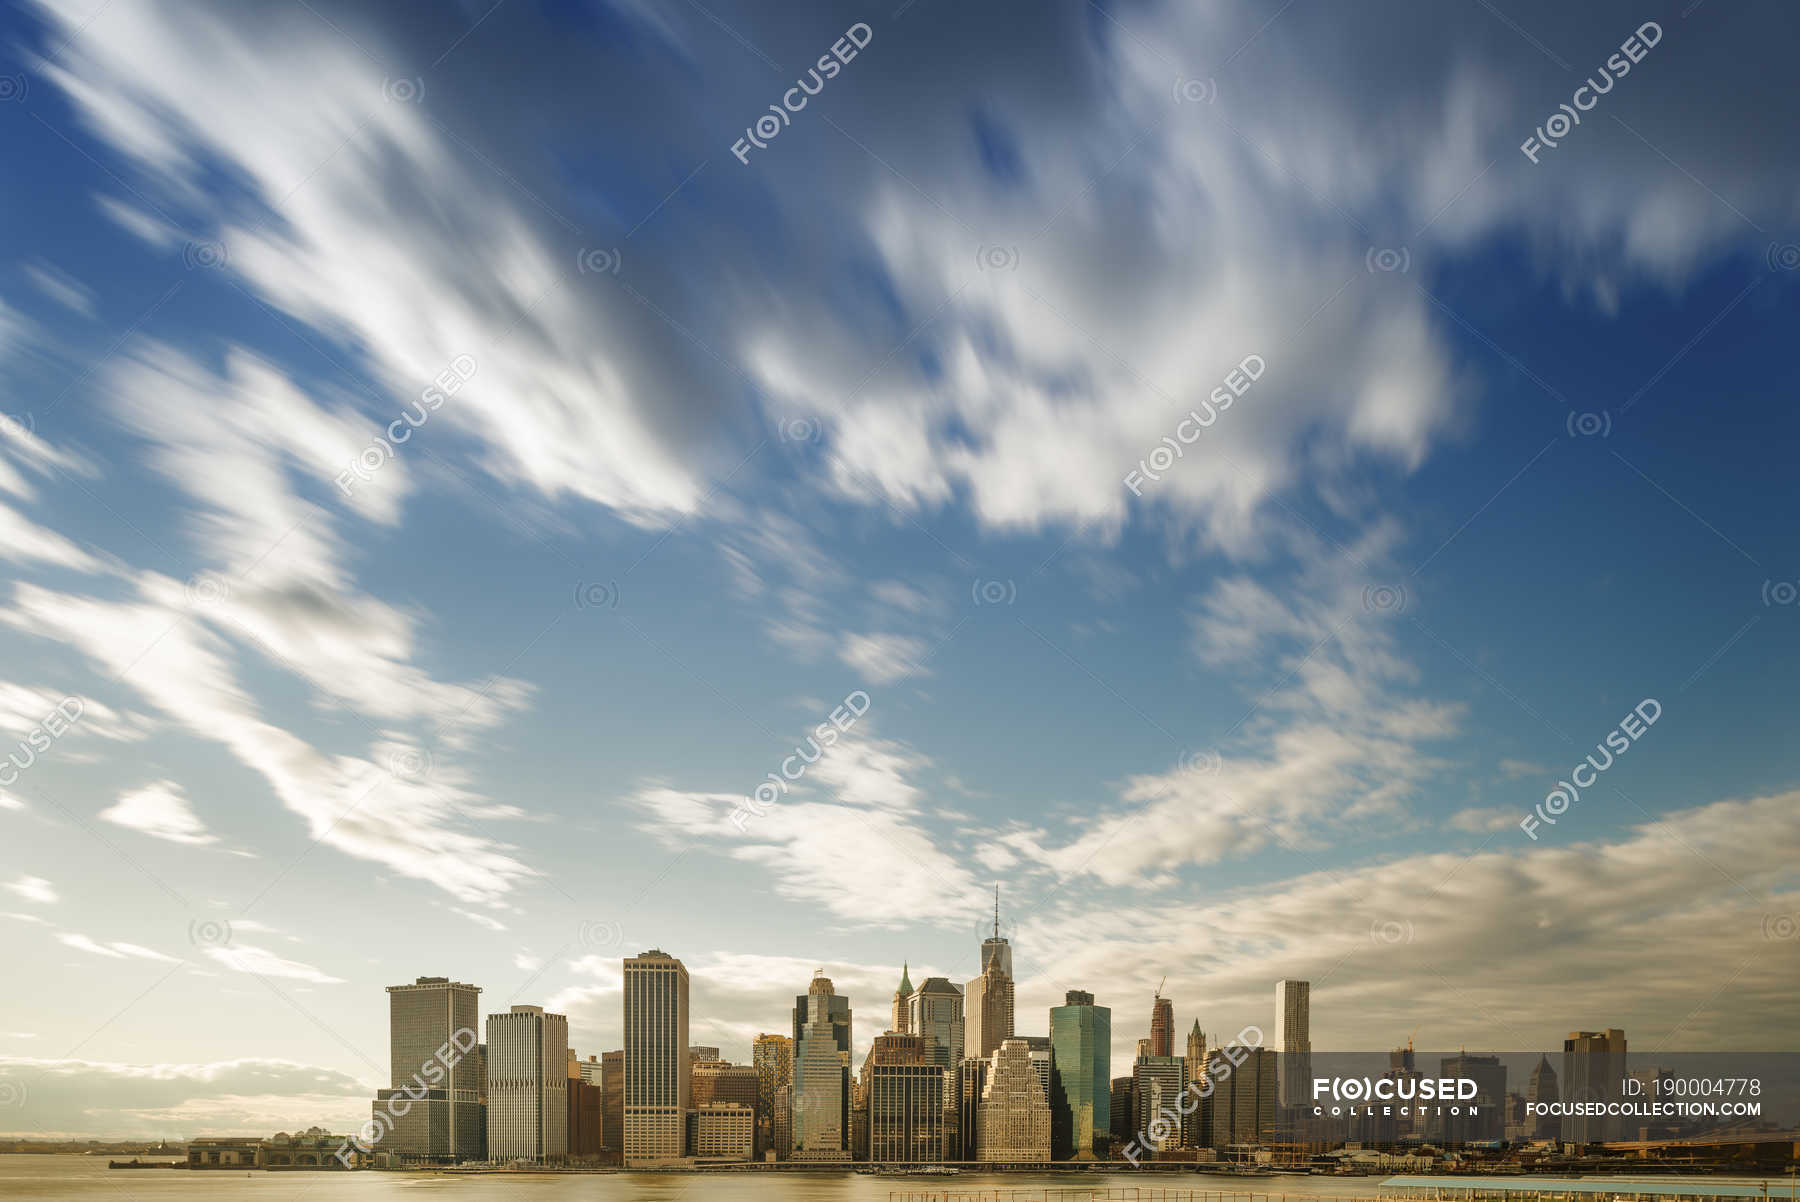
[{"x1": 993, "y1": 883, "x2": 1000, "y2": 939}]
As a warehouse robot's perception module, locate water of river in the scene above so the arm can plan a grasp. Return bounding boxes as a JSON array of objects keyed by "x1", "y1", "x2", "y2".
[{"x1": 0, "y1": 1157, "x2": 1397, "y2": 1202}]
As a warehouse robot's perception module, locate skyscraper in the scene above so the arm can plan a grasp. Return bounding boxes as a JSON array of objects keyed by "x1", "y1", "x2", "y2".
[
  {"x1": 977, "y1": 1038, "x2": 1051, "y2": 1161},
  {"x1": 752, "y1": 1033, "x2": 793, "y2": 1160},
  {"x1": 1049, "y1": 990, "x2": 1111, "y2": 1161},
  {"x1": 623, "y1": 950, "x2": 689, "y2": 1166},
  {"x1": 1149, "y1": 989, "x2": 1174, "y2": 1058},
  {"x1": 376, "y1": 977, "x2": 483, "y2": 1163},
  {"x1": 1109, "y1": 1076, "x2": 1134, "y2": 1148},
  {"x1": 1202, "y1": 1045, "x2": 1277, "y2": 1149},
  {"x1": 906, "y1": 976, "x2": 965, "y2": 1069},
  {"x1": 891, "y1": 963, "x2": 913, "y2": 1035},
  {"x1": 567, "y1": 1051, "x2": 604, "y2": 1160},
  {"x1": 485, "y1": 1005, "x2": 569, "y2": 1162},
  {"x1": 979, "y1": 885, "x2": 1014, "y2": 977},
  {"x1": 1275, "y1": 979, "x2": 1311, "y2": 1109},
  {"x1": 1182, "y1": 1020, "x2": 1206, "y2": 1149},
  {"x1": 1527, "y1": 1053, "x2": 1560, "y2": 1140},
  {"x1": 1438, "y1": 1052, "x2": 1505, "y2": 1143},
  {"x1": 965, "y1": 965, "x2": 1015, "y2": 1060},
  {"x1": 791, "y1": 973, "x2": 852, "y2": 1160},
  {"x1": 866, "y1": 1032, "x2": 945, "y2": 1162},
  {"x1": 600, "y1": 1049, "x2": 623, "y2": 1164},
  {"x1": 1131, "y1": 1054, "x2": 1187, "y2": 1155},
  {"x1": 1562, "y1": 1028, "x2": 1626, "y2": 1143}
]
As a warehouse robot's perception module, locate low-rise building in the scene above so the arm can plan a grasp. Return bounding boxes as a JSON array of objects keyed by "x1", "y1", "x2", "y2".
[{"x1": 694, "y1": 1102, "x2": 755, "y2": 1161}]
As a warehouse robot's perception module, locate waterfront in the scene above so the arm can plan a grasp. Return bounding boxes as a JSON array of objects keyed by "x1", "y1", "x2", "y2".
[
  {"x1": 5, "y1": 1160, "x2": 1795, "y2": 1202},
  {"x1": 0, "y1": 1158, "x2": 1393, "y2": 1201}
]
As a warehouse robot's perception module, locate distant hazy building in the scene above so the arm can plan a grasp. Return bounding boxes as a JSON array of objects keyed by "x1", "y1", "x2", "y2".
[
  {"x1": 377, "y1": 977, "x2": 483, "y2": 1163},
  {"x1": 1562, "y1": 1029, "x2": 1626, "y2": 1143},
  {"x1": 623, "y1": 950, "x2": 690, "y2": 1166},
  {"x1": 1050, "y1": 991, "x2": 1110, "y2": 1160},
  {"x1": 891, "y1": 963, "x2": 913, "y2": 1035},
  {"x1": 791, "y1": 973, "x2": 852, "y2": 1160},
  {"x1": 866, "y1": 1032, "x2": 945, "y2": 1163},
  {"x1": 486, "y1": 1005, "x2": 568, "y2": 1162},
  {"x1": 977, "y1": 1038, "x2": 1051, "y2": 1161},
  {"x1": 1527, "y1": 1054, "x2": 1560, "y2": 1140},
  {"x1": 752, "y1": 1033, "x2": 793, "y2": 1160},
  {"x1": 690, "y1": 1046, "x2": 721, "y2": 1061},
  {"x1": 1132, "y1": 1054, "x2": 1187, "y2": 1155},
  {"x1": 1202, "y1": 1045, "x2": 1277, "y2": 1149},
  {"x1": 1150, "y1": 991, "x2": 1174, "y2": 1058},
  {"x1": 1275, "y1": 979, "x2": 1311, "y2": 1109},
  {"x1": 1438, "y1": 1052, "x2": 1505, "y2": 1143},
  {"x1": 907, "y1": 977, "x2": 965, "y2": 1069}
]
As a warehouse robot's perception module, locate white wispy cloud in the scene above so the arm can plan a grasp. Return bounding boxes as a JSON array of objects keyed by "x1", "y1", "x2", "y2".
[
  {"x1": 203, "y1": 944, "x2": 344, "y2": 985},
  {"x1": 4, "y1": 875, "x2": 56, "y2": 904},
  {"x1": 99, "y1": 781, "x2": 216, "y2": 845}
]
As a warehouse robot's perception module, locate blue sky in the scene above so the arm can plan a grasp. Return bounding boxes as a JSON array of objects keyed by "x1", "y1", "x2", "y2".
[{"x1": 0, "y1": 0, "x2": 1796, "y2": 1138}]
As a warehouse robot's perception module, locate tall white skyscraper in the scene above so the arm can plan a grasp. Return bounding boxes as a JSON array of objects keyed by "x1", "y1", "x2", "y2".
[
  {"x1": 1275, "y1": 979, "x2": 1311, "y2": 1108},
  {"x1": 485, "y1": 1005, "x2": 569, "y2": 1161},
  {"x1": 624, "y1": 950, "x2": 690, "y2": 1165}
]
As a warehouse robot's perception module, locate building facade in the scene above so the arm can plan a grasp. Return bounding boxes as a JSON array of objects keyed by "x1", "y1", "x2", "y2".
[
  {"x1": 1527, "y1": 1054, "x2": 1560, "y2": 1140},
  {"x1": 693, "y1": 1103, "x2": 755, "y2": 1160},
  {"x1": 891, "y1": 963, "x2": 913, "y2": 1035},
  {"x1": 752, "y1": 1033, "x2": 793, "y2": 1160},
  {"x1": 600, "y1": 1049, "x2": 623, "y2": 1164},
  {"x1": 1438, "y1": 1052, "x2": 1506, "y2": 1143},
  {"x1": 791, "y1": 973, "x2": 852, "y2": 1160},
  {"x1": 485, "y1": 1005, "x2": 568, "y2": 1162},
  {"x1": 1202, "y1": 1045, "x2": 1276, "y2": 1150},
  {"x1": 977, "y1": 1038, "x2": 1051, "y2": 1161},
  {"x1": 1275, "y1": 979, "x2": 1311, "y2": 1109},
  {"x1": 1562, "y1": 1028, "x2": 1626, "y2": 1143},
  {"x1": 376, "y1": 977, "x2": 484, "y2": 1163},
  {"x1": 907, "y1": 977, "x2": 965, "y2": 1070},
  {"x1": 623, "y1": 950, "x2": 690, "y2": 1165},
  {"x1": 1149, "y1": 991, "x2": 1174, "y2": 1058},
  {"x1": 1049, "y1": 990, "x2": 1110, "y2": 1161},
  {"x1": 1183, "y1": 1021, "x2": 1206, "y2": 1148},
  {"x1": 1131, "y1": 1054, "x2": 1187, "y2": 1155}
]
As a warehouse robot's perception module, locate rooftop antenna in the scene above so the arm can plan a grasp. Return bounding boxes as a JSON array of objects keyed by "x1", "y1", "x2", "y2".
[{"x1": 993, "y1": 883, "x2": 1000, "y2": 940}]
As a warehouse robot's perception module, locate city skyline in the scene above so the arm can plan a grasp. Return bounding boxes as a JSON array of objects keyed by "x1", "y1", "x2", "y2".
[{"x1": 2, "y1": 0, "x2": 1798, "y2": 1144}]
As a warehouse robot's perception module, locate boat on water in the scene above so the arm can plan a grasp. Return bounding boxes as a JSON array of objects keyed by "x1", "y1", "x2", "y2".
[{"x1": 107, "y1": 1160, "x2": 180, "y2": 1169}]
